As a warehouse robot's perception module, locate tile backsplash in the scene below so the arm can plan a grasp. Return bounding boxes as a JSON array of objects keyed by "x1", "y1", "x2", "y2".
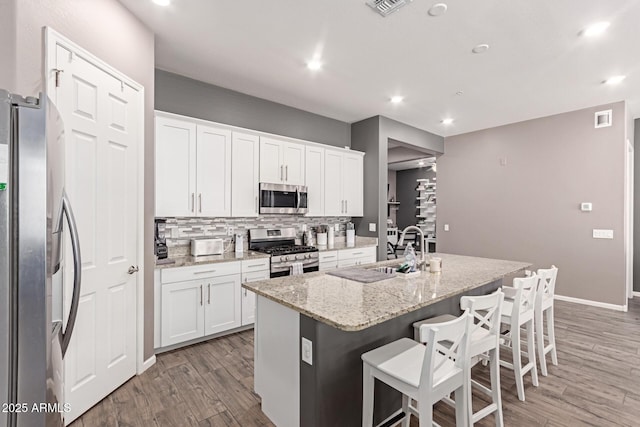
[{"x1": 161, "y1": 216, "x2": 352, "y2": 257}]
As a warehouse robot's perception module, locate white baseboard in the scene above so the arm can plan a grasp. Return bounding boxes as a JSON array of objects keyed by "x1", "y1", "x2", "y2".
[
  {"x1": 138, "y1": 355, "x2": 156, "y2": 374},
  {"x1": 554, "y1": 294, "x2": 627, "y2": 312},
  {"x1": 633, "y1": 291, "x2": 640, "y2": 298}
]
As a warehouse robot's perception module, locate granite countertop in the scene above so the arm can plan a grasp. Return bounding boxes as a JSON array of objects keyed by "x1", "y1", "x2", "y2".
[
  {"x1": 242, "y1": 253, "x2": 530, "y2": 331},
  {"x1": 155, "y1": 250, "x2": 270, "y2": 269},
  {"x1": 315, "y1": 236, "x2": 378, "y2": 252}
]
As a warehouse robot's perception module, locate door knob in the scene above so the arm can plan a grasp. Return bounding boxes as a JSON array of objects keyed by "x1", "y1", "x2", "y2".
[{"x1": 128, "y1": 265, "x2": 139, "y2": 274}]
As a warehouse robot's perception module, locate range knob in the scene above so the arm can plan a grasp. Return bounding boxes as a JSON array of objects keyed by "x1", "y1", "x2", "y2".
[
  {"x1": 283, "y1": 256, "x2": 289, "y2": 262},
  {"x1": 305, "y1": 254, "x2": 311, "y2": 259}
]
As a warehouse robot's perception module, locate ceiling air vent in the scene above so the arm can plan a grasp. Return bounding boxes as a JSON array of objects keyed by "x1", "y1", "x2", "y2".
[
  {"x1": 594, "y1": 109, "x2": 612, "y2": 128},
  {"x1": 366, "y1": 0, "x2": 413, "y2": 17}
]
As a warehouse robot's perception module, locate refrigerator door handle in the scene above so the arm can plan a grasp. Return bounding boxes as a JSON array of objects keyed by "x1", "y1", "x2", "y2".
[{"x1": 58, "y1": 190, "x2": 82, "y2": 357}]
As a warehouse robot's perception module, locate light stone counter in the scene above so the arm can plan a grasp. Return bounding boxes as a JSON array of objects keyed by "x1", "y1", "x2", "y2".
[
  {"x1": 243, "y1": 253, "x2": 530, "y2": 331},
  {"x1": 314, "y1": 236, "x2": 378, "y2": 252},
  {"x1": 155, "y1": 250, "x2": 270, "y2": 269}
]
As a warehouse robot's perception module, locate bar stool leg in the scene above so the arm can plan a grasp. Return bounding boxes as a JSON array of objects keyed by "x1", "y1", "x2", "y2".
[
  {"x1": 547, "y1": 307, "x2": 558, "y2": 366},
  {"x1": 536, "y1": 310, "x2": 548, "y2": 376},
  {"x1": 401, "y1": 395, "x2": 411, "y2": 427},
  {"x1": 511, "y1": 326, "x2": 525, "y2": 401},
  {"x1": 526, "y1": 320, "x2": 539, "y2": 387},
  {"x1": 453, "y1": 386, "x2": 464, "y2": 427},
  {"x1": 489, "y1": 348, "x2": 504, "y2": 427},
  {"x1": 362, "y1": 364, "x2": 374, "y2": 427}
]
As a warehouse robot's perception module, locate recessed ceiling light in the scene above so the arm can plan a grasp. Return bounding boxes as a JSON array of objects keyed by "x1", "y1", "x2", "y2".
[
  {"x1": 390, "y1": 96, "x2": 404, "y2": 104},
  {"x1": 472, "y1": 44, "x2": 490, "y2": 54},
  {"x1": 428, "y1": 3, "x2": 448, "y2": 17},
  {"x1": 604, "y1": 75, "x2": 626, "y2": 85},
  {"x1": 582, "y1": 21, "x2": 610, "y2": 37},
  {"x1": 152, "y1": 0, "x2": 170, "y2": 6},
  {"x1": 441, "y1": 118, "x2": 454, "y2": 125},
  {"x1": 456, "y1": 90, "x2": 464, "y2": 96},
  {"x1": 418, "y1": 161, "x2": 425, "y2": 166},
  {"x1": 307, "y1": 59, "x2": 323, "y2": 71}
]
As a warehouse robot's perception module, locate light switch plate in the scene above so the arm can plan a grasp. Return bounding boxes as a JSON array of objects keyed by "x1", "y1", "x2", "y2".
[
  {"x1": 301, "y1": 337, "x2": 313, "y2": 365},
  {"x1": 444, "y1": 224, "x2": 450, "y2": 232},
  {"x1": 369, "y1": 223, "x2": 376, "y2": 232},
  {"x1": 581, "y1": 202, "x2": 593, "y2": 212},
  {"x1": 592, "y1": 229, "x2": 613, "y2": 239}
]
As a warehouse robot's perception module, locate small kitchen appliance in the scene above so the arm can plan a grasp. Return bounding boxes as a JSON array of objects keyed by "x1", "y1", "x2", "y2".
[
  {"x1": 259, "y1": 182, "x2": 308, "y2": 214},
  {"x1": 191, "y1": 238, "x2": 224, "y2": 257},
  {"x1": 155, "y1": 218, "x2": 168, "y2": 260},
  {"x1": 249, "y1": 228, "x2": 319, "y2": 278}
]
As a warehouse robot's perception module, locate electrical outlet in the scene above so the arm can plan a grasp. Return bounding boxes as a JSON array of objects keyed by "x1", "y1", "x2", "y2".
[
  {"x1": 444, "y1": 224, "x2": 450, "y2": 232},
  {"x1": 592, "y1": 229, "x2": 613, "y2": 239},
  {"x1": 227, "y1": 226, "x2": 235, "y2": 236},
  {"x1": 301, "y1": 337, "x2": 313, "y2": 365},
  {"x1": 369, "y1": 223, "x2": 376, "y2": 232}
]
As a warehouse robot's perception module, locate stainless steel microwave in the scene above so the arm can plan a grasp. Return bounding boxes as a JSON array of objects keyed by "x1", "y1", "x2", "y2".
[{"x1": 259, "y1": 183, "x2": 308, "y2": 214}]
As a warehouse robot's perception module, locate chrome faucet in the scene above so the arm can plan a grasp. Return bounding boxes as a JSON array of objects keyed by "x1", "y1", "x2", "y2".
[{"x1": 398, "y1": 225, "x2": 426, "y2": 268}]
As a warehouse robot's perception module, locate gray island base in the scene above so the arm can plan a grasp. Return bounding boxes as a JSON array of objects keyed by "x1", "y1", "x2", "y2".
[{"x1": 243, "y1": 253, "x2": 531, "y2": 427}]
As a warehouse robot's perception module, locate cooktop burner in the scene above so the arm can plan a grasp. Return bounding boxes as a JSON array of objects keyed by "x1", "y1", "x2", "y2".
[{"x1": 255, "y1": 245, "x2": 319, "y2": 256}]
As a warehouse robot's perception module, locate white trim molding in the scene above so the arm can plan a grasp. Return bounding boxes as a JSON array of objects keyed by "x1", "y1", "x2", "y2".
[
  {"x1": 139, "y1": 355, "x2": 156, "y2": 375},
  {"x1": 555, "y1": 294, "x2": 627, "y2": 312},
  {"x1": 633, "y1": 291, "x2": 640, "y2": 298}
]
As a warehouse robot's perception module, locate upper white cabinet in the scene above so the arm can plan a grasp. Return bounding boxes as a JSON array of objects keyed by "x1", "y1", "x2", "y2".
[
  {"x1": 155, "y1": 116, "x2": 197, "y2": 217},
  {"x1": 259, "y1": 137, "x2": 305, "y2": 185},
  {"x1": 325, "y1": 150, "x2": 364, "y2": 217},
  {"x1": 232, "y1": 132, "x2": 260, "y2": 217},
  {"x1": 155, "y1": 113, "x2": 231, "y2": 217},
  {"x1": 305, "y1": 146, "x2": 325, "y2": 216}
]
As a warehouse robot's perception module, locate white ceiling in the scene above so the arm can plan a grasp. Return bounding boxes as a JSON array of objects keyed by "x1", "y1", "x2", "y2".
[{"x1": 120, "y1": 0, "x2": 640, "y2": 137}]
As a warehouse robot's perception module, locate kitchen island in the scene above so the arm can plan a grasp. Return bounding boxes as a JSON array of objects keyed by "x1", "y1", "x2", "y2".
[{"x1": 243, "y1": 253, "x2": 530, "y2": 427}]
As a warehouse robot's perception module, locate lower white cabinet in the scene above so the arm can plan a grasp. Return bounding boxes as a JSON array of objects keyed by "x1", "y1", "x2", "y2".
[
  {"x1": 161, "y1": 279, "x2": 206, "y2": 347},
  {"x1": 337, "y1": 246, "x2": 377, "y2": 268},
  {"x1": 319, "y1": 251, "x2": 338, "y2": 271},
  {"x1": 204, "y1": 275, "x2": 242, "y2": 335},
  {"x1": 241, "y1": 269, "x2": 270, "y2": 325}
]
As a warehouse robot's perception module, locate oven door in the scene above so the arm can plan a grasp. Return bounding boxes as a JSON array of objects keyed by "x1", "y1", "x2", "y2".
[
  {"x1": 270, "y1": 259, "x2": 319, "y2": 278},
  {"x1": 260, "y1": 183, "x2": 308, "y2": 214}
]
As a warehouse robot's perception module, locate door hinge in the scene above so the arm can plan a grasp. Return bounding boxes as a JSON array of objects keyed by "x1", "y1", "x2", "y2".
[{"x1": 53, "y1": 69, "x2": 64, "y2": 88}]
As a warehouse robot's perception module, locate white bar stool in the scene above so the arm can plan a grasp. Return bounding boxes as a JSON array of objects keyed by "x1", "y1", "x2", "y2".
[
  {"x1": 361, "y1": 312, "x2": 472, "y2": 427},
  {"x1": 534, "y1": 266, "x2": 558, "y2": 376},
  {"x1": 412, "y1": 289, "x2": 505, "y2": 427},
  {"x1": 500, "y1": 274, "x2": 539, "y2": 401}
]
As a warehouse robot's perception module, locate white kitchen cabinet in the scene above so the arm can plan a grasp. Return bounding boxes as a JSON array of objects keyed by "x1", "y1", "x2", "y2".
[
  {"x1": 197, "y1": 124, "x2": 232, "y2": 217},
  {"x1": 324, "y1": 149, "x2": 364, "y2": 217},
  {"x1": 204, "y1": 274, "x2": 242, "y2": 335},
  {"x1": 232, "y1": 132, "x2": 260, "y2": 217},
  {"x1": 241, "y1": 268, "x2": 270, "y2": 326},
  {"x1": 319, "y1": 250, "x2": 338, "y2": 271},
  {"x1": 305, "y1": 146, "x2": 325, "y2": 216},
  {"x1": 259, "y1": 137, "x2": 305, "y2": 185},
  {"x1": 155, "y1": 115, "x2": 196, "y2": 217},
  {"x1": 161, "y1": 279, "x2": 205, "y2": 347},
  {"x1": 155, "y1": 113, "x2": 232, "y2": 217},
  {"x1": 337, "y1": 246, "x2": 377, "y2": 268}
]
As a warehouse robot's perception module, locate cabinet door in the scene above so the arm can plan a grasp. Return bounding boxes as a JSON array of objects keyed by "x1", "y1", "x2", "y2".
[
  {"x1": 282, "y1": 142, "x2": 305, "y2": 185},
  {"x1": 161, "y1": 280, "x2": 205, "y2": 347},
  {"x1": 197, "y1": 125, "x2": 232, "y2": 217},
  {"x1": 259, "y1": 137, "x2": 284, "y2": 183},
  {"x1": 241, "y1": 270, "x2": 269, "y2": 326},
  {"x1": 305, "y1": 146, "x2": 324, "y2": 216},
  {"x1": 204, "y1": 274, "x2": 242, "y2": 335},
  {"x1": 343, "y1": 153, "x2": 364, "y2": 217},
  {"x1": 232, "y1": 132, "x2": 260, "y2": 217},
  {"x1": 324, "y1": 150, "x2": 344, "y2": 216},
  {"x1": 155, "y1": 115, "x2": 197, "y2": 217}
]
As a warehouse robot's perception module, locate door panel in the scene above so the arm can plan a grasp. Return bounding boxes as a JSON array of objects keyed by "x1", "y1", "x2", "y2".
[
  {"x1": 324, "y1": 150, "x2": 343, "y2": 216},
  {"x1": 259, "y1": 137, "x2": 283, "y2": 183},
  {"x1": 305, "y1": 146, "x2": 324, "y2": 216},
  {"x1": 155, "y1": 116, "x2": 196, "y2": 217},
  {"x1": 282, "y1": 142, "x2": 305, "y2": 185},
  {"x1": 55, "y1": 43, "x2": 139, "y2": 424},
  {"x1": 204, "y1": 275, "x2": 241, "y2": 335},
  {"x1": 197, "y1": 125, "x2": 231, "y2": 216},
  {"x1": 231, "y1": 132, "x2": 259, "y2": 217},
  {"x1": 343, "y1": 153, "x2": 363, "y2": 217},
  {"x1": 241, "y1": 270, "x2": 269, "y2": 326},
  {"x1": 161, "y1": 281, "x2": 204, "y2": 346}
]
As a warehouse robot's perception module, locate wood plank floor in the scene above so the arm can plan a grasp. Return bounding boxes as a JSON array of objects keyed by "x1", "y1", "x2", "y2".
[{"x1": 71, "y1": 298, "x2": 640, "y2": 427}]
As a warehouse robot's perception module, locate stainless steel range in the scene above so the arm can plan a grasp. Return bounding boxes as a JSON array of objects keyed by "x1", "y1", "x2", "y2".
[{"x1": 249, "y1": 228, "x2": 319, "y2": 278}]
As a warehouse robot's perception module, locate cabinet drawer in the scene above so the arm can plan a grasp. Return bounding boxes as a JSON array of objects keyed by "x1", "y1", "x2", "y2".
[
  {"x1": 337, "y1": 246, "x2": 376, "y2": 261},
  {"x1": 319, "y1": 251, "x2": 338, "y2": 263},
  {"x1": 241, "y1": 258, "x2": 270, "y2": 273},
  {"x1": 319, "y1": 261, "x2": 338, "y2": 271},
  {"x1": 161, "y1": 261, "x2": 241, "y2": 284},
  {"x1": 242, "y1": 270, "x2": 270, "y2": 283}
]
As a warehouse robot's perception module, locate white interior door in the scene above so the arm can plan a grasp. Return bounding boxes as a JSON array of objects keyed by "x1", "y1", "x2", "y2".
[
  {"x1": 53, "y1": 43, "x2": 139, "y2": 424},
  {"x1": 625, "y1": 140, "x2": 634, "y2": 299},
  {"x1": 197, "y1": 125, "x2": 231, "y2": 217}
]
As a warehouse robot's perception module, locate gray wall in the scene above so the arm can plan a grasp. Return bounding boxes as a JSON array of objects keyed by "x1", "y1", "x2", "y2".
[
  {"x1": 156, "y1": 69, "x2": 351, "y2": 148},
  {"x1": 0, "y1": 0, "x2": 16, "y2": 91},
  {"x1": 12, "y1": 0, "x2": 156, "y2": 359},
  {"x1": 396, "y1": 168, "x2": 436, "y2": 230},
  {"x1": 352, "y1": 116, "x2": 444, "y2": 260},
  {"x1": 438, "y1": 102, "x2": 627, "y2": 306},
  {"x1": 635, "y1": 118, "x2": 640, "y2": 292}
]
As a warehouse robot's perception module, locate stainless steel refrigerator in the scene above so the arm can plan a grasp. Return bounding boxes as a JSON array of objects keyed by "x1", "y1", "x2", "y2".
[{"x1": 0, "y1": 90, "x2": 82, "y2": 427}]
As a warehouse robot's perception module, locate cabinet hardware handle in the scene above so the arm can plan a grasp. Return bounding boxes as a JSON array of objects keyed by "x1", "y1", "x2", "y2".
[
  {"x1": 345, "y1": 200, "x2": 348, "y2": 213},
  {"x1": 244, "y1": 289, "x2": 247, "y2": 297},
  {"x1": 200, "y1": 285, "x2": 203, "y2": 306},
  {"x1": 285, "y1": 165, "x2": 288, "y2": 181},
  {"x1": 353, "y1": 252, "x2": 363, "y2": 255},
  {"x1": 194, "y1": 269, "x2": 217, "y2": 274},
  {"x1": 255, "y1": 196, "x2": 258, "y2": 213},
  {"x1": 280, "y1": 165, "x2": 283, "y2": 181},
  {"x1": 208, "y1": 284, "x2": 211, "y2": 304},
  {"x1": 199, "y1": 193, "x2": 202, "y2": 213},
  {"x1": 191, "y1": 193, "x2": 195, "y2": 212},
  {"x1": 247, "y1": 263, "x2": 264, "y2": 268}
]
